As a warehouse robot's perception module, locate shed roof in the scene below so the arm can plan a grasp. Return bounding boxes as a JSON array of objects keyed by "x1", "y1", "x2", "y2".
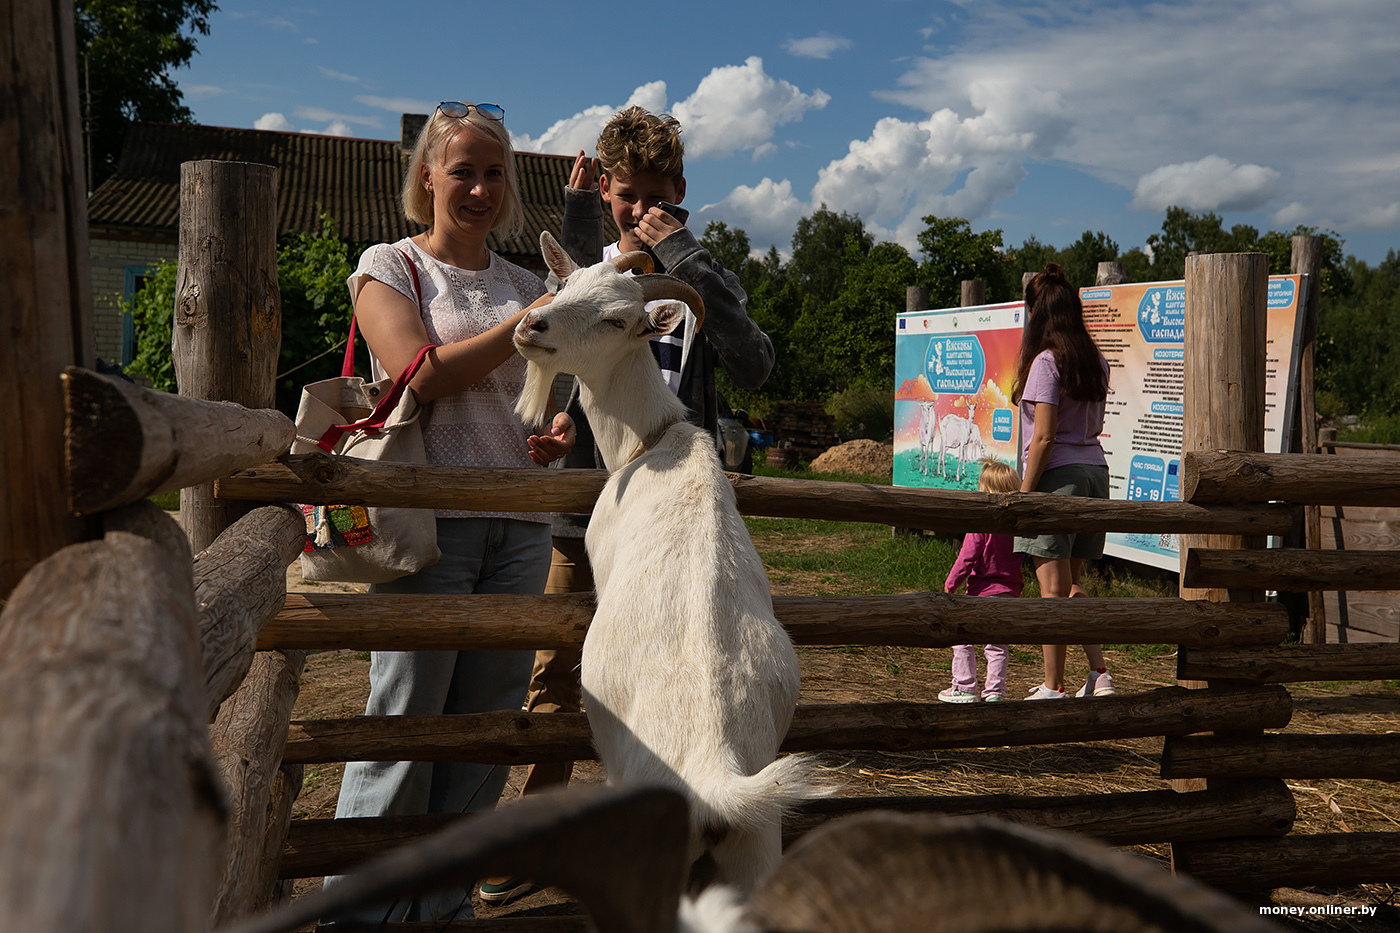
[{"x1": 86, "y1": 121, "x2": 611, "y2": 262}]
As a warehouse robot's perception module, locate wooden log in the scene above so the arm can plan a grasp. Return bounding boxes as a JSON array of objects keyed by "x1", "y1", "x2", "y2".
[
  {"x1": 1183, "y1": 450, "x2": 1400, "y2": 506},
  {"x1": 253, "y1": 764, "x2": 302, "y2": 912},
  {"x1": 261, "y1": 592, "x2": 1288, "y2": 652},
  {"x1": 175, "y1": 160, "x2": 281, "y2": 554},
  {"x1": 281, "y1": 779, "x2": 1294, "y2": 878},
  {"x1": 1293, "y1": 236, "x2": 1325, "y2": 643},
  {"x1": 223, "y1": 786, "x2": 689, "y2": 933},
  {"x1": 906, "y1": 286, "x2": 928, "y2": 313},
  {"x1": 960, "y1": 279, "x2": 985, "y2": 307},
  {"x1": 1162, "y1": 734, "x2": 1400, "y2": 781},
  {"x1": 1183, "y1": 547, "x2": 1400, "y2": 592},
  {"x1": 62, "y1": 366, "x2": 295, "y2": 515},
  {"x1": 281, "y1": 685, "x2": 1291, "y2": 765},
  {"x1": 218, "y1": 456, "x2": 1296, "y2": 536},
  {"x1": 208, "y1": 648, "x2": 307, "y2": 925},
  {"x1": 1178, "y1": 643, "x2": 1400, "y2": 683},
  {"x1": 0, "y1": 503, "x2": 225, "y2": 932},
  {"x1": 1022, "y1": 270, "x2": 1036, "y2": 296},
  {"x1": 195, "y1": 504, "x2": 306, "y2": 718},
  {"x1": 1173, "y1": 833, "x2": 1400, "y2": 889},
  {"x1": 746, "y1": 813, "x2": 1283, "y2": 933},
  {"x1": 1, "y1": 0, "x2": 95, "y2": 597},
  {"x1": 1096, "y1": 262, "x2": 1127, "y2": 286}
]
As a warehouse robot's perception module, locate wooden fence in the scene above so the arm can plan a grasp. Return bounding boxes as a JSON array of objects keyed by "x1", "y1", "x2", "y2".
[{"x1": 6, "y1": 9, "x2": 1400, "y2": 927}]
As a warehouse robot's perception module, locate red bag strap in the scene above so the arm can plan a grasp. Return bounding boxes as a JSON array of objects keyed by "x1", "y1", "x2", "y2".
[
  {"x1": 341, "y1": 247, "x2": 424, "y2": 378},
  {"x1": 317, "y1": 344, "x2": 433, "y2": 452}
]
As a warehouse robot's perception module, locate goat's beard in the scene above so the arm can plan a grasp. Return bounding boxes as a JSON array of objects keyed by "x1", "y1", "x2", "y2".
[{"x1": 514, "y1": 357, "x2": 559, "y2": 429}]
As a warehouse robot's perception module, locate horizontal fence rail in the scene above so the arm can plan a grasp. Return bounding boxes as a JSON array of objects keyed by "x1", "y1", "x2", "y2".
[
  {"x1": 216, "y1": 455, "x2": 1296, "y2": 536},
  {"x1": 281, "y1": 686, "x2": 1291, "y2": 765},
  {"x1": 280, "y1": 780, "x2": 1295, "y2": 879},
  {"x1": 261, "y1": 593, "x2": 1291, "y2": 652},
  {"x1": 1178, "y1": 644, "x2": 1400, "y2": 683},
  {"x1": 1183, "y1": 547, "x2": 1400, "y2": 591},
  {"x1": 1184, "y1": 450, "x2": 1400, "y2": 506},
  {"x1": 1161, "y1": 734, "x2": 1400, "y2": 781},
  {"x1": 1174, "y1": 833, "x2": 1400, "y2": 889}
]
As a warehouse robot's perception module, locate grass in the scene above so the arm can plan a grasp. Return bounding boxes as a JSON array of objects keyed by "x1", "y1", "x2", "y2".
[{"x1": 147, "y1": 490, "x2": 180, "y2": 510}]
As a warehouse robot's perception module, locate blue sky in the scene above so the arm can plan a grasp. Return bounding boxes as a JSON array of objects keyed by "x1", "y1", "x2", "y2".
[{"x1": 177, "y1": 0, "x2": 1400, "y2": 266}]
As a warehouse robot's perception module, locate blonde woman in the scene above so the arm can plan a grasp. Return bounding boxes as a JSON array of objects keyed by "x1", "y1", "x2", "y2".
[{"x1": 323, "y1": 101, "x2": 574, "y2": 924}]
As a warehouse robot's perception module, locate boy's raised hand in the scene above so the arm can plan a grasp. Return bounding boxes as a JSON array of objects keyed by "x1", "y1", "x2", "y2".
[
  {"x1": 569, "y1": 151, "x2": 599, "y2": 192},
  {"x1": 637, "y1": 205, "x2": 686, "y2": 247}
]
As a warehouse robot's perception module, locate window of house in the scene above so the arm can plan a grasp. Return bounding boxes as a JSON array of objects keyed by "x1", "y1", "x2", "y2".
[{"x1": 122, "y1": 265, "x2": 155, "y2": 365}]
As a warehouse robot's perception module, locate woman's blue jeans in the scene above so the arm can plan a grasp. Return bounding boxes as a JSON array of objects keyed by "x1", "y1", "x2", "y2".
[{"x1": 322, "y1": 517, "x2": 551, "y2": 923}]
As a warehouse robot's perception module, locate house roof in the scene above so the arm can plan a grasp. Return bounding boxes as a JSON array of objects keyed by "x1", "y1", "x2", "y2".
[{"x1": 86, "y1": 121, "x2": 614, "y2": 263}]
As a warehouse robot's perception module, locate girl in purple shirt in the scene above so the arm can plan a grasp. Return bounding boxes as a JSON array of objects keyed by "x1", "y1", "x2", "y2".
[
  {"x1": 941, "y1": 460, "x2": 1024, "y2": 702},
  {"x1": 1013, "y1": 264, "x2": 1115, "y2": 701}
]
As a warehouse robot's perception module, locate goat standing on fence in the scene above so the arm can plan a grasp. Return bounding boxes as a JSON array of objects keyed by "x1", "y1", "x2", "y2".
[{"x1": 515, "y1": 232, "x2": 830, "y2": 896}]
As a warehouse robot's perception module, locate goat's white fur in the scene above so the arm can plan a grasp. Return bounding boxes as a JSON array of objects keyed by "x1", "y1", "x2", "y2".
[{"x1": 514, "y1": 232, "x2": 830, "y2": 894}]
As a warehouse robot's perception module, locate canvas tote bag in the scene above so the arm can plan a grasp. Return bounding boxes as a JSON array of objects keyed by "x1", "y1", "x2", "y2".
[{"x1": 293, "y1": 254, "x2": 441, "y2": 583}]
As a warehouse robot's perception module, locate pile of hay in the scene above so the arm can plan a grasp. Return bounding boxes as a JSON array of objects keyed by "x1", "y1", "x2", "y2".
[{"x1": 809, "y1": 439, "x2": 894, "y2": 477}]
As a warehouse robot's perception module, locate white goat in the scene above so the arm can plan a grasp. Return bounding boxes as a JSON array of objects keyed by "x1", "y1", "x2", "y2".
[
  {"x1": 514, "y1": 233, "x2": 829, "y2": 895},
  {"x1": 937, "y1": 401, "x2": 981, "y2": 483},
  {"x1": 916, "y1": 400, "x2": 939, "y2": 476}
]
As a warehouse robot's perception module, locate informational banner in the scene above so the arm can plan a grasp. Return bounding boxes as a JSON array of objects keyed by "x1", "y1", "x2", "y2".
[
  {"x1": 1083, "y1": 274, "x2": 1310, "y2": 570},
  {"x1": 893, "y1": 301, "x2": 1024, "y2": 491},
  {"x1": 892, "y1": 276, "x2": 1309, "y2": 572}
]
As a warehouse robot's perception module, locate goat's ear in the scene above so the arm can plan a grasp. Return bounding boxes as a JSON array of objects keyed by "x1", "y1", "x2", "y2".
[
  {"x1": 540, "y1": 231, "x2": 578, "y2": 283},
  {"x1": 639, "y1": 300, "x2": 685, "y2": 338}
]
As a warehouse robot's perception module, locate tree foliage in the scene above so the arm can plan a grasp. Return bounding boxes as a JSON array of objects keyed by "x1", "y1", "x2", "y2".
[
  {"x1": 75, "y1": 0, "x2": 218, "y2": 187},
  {"x1": 126, "y1": 213, "x2": 363, "y2": 414},
  {"x1": 916, "y1": 215, "x2": 1008, "y2": 308}
]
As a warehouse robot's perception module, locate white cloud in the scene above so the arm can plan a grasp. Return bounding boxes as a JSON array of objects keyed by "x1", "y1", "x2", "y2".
[
  {"x1": 1131, "y1": 156, "x2": 1280, "y2": 212},
  {"x1": 318, "y1": 66, "x2": 359, "y2": 83},
  {"x1": 783, "y1": 34, "x2": 852, "y2": 59},
  {"x1": 184, "y1": 84, "x2": 227, "y2": 99},
  {"x1": 513, "y1": 82, "x2": 667, "y2": 155},
  {"x1": 672, "y1": 57, "x2": 829, "y2": 159},
  {"x1": 254, "y1": 112, "x2": 294, "y2": 132},
  {"x1": 701, "y1": 177, "x2": 807, "y2": 249},
  {"x1": 1354, "y1": 202, "x2": 1400, "y2": 229},
  {"x1": 752, "y1": 142, "x2": 777, "y2": 162},
  {"x1": 356, "y1": 94, "x2": 437, "y2": 115},
  {"x1": 292, "y1": 106, "x2": 381, "y2": 129},
  {"x1": 1272, "y1": 202, "x2": 1310, "y2": 227}
]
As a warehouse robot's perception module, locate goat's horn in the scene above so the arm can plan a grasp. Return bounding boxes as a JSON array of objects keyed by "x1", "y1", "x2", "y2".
[
  {"x1": 609, "y1": 251, "x2": 654, "y2": 275},
  {"x1": 637, "y1": 274, "x2": 706, "y2": 332}
]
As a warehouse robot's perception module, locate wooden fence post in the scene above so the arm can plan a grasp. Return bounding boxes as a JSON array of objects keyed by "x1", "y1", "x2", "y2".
[
  {"x1": 1022, "y1": 271, "x2": 1037, "y2": 298},
  {"x1": 1174, "y1": 254, "x2": 1268, "y2": 817},
  {"x1": 1291, "y1": 236, "x2": 1325, "y2": 644},
  {"x1": 960, "y1": 280, "x2": 986, "y2": 307},
  {"x1": 1, "y1": 0, "x2": 96, "y2": 597},
  {"x1": 174, "y1": 160, "x2": 281, "y2": 554},
  {"x1": 1096, "y1": 262, "x2": 1127, "y2": 286}
]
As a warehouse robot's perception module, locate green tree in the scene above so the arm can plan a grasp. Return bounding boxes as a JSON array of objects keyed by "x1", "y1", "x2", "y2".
[
  {"x1": 789, "y1": 205, "x2": 873, "y2": 303},
  {"x1": 915, "y1": 215, "x2": 1009, "y2": 308},
  {"x1": 700, "y1": 220, "x2": 767, "y2": 294},
  {"x1": 1005, "y1": 235, "x2": 1059, "y2": 286},
  {"x1": 1317, "y1": 251, "x2": 1400, "y2": 418},
  {"x1": 1060, "y1": 230, "x2": 1120, "y2": 288},
  {"x1": 1145, "y1": 207, "x2": 1263, "y2": 279},
  {"x1": 125, "y1": 213, "x2": 363, "y2": 415},
  {"x1": 76, "y1": 0, "x2": 218, "y2": 188}
]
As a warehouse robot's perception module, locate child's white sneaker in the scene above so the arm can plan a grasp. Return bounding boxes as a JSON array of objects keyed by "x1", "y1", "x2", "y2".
[
  {"x1": 939, "y1": 687, "x2": 981, "y2": 704},
  {"x1": 1076, "y1": 670, "x2": 1117, "y2": 697},
  {"x1": 1026, "y1": 683, "x2": 1068, "y2": 700}
]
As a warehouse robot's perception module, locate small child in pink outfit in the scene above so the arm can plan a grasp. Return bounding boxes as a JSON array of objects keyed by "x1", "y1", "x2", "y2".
[{"x1": 941, "y1": 460, "x2": 1024, "y2": 703}]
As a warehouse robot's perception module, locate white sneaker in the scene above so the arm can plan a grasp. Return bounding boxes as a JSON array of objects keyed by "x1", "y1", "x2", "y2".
[
  {"x1": 939, "y1": 687, "x2": 981, "y2": 704},
  {"x1": 1026, "y1": 683, "x2": 1068, "y2": 700},
  {"x1": 1076, "y1": 671, "x2": 1117, "y2": 697}
]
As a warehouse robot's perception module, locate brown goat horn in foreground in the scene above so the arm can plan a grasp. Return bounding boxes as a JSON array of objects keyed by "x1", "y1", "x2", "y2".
[
  {"x1": 609, "y1": 250, "x2": 654, "y2": 275},
  {"x1": 637, "y1": 274, "x2": 706, "y2": 332}
]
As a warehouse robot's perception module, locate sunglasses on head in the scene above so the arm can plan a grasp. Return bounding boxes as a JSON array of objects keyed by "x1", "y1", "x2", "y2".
[{"x1": 437, "y1": 101, "x2": 505, "y2": 121}]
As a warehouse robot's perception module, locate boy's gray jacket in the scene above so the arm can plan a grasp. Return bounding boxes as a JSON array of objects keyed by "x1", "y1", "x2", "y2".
[{"x1": 548, "y1": 186, "x2": 775, "y2": 537}]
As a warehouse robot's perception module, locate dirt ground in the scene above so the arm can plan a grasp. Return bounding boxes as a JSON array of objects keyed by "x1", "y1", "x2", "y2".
[
  {"x1": 283, "y1": 559, "x2": 1400, "y2": 931},
  {"x1": 809, "y1": 438, "x2": 894, "y2": 477}
]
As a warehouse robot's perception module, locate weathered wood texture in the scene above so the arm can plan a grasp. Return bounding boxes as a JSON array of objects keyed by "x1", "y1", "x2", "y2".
[
  {"x1": 1318, "y1": 444, "x2": 1400, "y2": 643},
  {"x1": 746, "y1": 813, "x2": 1284, "y2": 933},
  {"x1": 1184, "y1": 547, "x2": 1400, "y2": 592},
  {"x1": 223, "y1": 786, "x2": 689, "y2": 933},
  {"x1": 1178, "y1": 643, "x2": 1400, "y2": 683},
  {"x1": 281, "y1": 780, "x2": 1294, "y2": 879},
  {"x1": 1096, "y1": 262, "x2": 1127, "y2": 286},
  {"x1": 209, "y1": 649, "x2": 306, "y2": 926},
  {"x1": 195, "y1": 504, "x2": 306, "y2": 717},
  {"x1": 218, "y1": 456, "x2": 1295, "y2": 536},
  {"x1": 63, "y1": 366, "x2": 295, "y2": 515},
  {"x1": 906, "y1": 285, "x2": 929, "y2": 312},
  {"x1": 960, "y1": 279, "x2": 986, "y2": 307},
  {"x1": 1, "y1": 0, "x2": 95, "y2": 597},
  {"x1": 1174, "y1": 833, "x2": 1400, "y2": 889},
  {"x1": 1293, "y1": 236, "x2": 1325, "y2": 642},
  {"x1": 0, "y1": 502, "x2": 224, "y2": 932},
  {"x1": 1162, "y1": 734, "x2": 1400, "y2": 781},
  {"x1": 282, "y1": 686, "x2": 1290, "y2": 765},
  {"x1": 262, "y1": 592, "x2": 1287, "y2": 652},
  {"x1": 1183, "y1": 450, "x2": 1400, "y2": 506},
  {"x1": 175, "y1": 160, "x2": 281, "y2": 553}
]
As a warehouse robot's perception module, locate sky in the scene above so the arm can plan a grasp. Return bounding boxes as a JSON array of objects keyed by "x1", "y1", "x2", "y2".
[{"x1": 175, "y1": 0, "x2": 1400, "y2": 266}]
